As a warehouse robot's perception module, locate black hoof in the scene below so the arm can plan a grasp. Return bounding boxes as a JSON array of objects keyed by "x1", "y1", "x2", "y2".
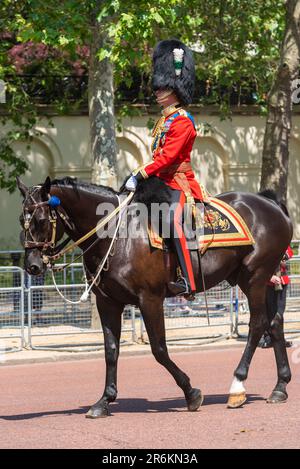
[
  {"x1": 266, "y1": 390, "x2": 288, "y2": 404},
  {"x1": 186, "y1": 388, "x2": 204, "y2": 412},
  {"x1": 86, "y1": 405, "x2": 111, "y2": 418}
]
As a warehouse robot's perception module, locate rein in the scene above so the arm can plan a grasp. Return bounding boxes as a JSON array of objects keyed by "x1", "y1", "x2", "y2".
[
  {"x1": 52, "y1": 192, "x2": 132, "y2": 304},
  {"x1": 22, "y1": 188, "x2": 134, "y2": 303},
  {"x1": 42, "y1": 191, "x2": 134, "y2": 268}
]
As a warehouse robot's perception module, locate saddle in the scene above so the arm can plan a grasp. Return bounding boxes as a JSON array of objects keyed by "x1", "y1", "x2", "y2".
[{"x1": 147, "y1": 195, "x2": 255, "y2": 254}]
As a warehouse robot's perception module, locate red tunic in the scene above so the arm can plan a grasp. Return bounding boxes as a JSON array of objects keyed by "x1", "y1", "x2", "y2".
[
  {"x1": 137, "y1": 112, "x2": 203, "y2": 200},
  {"x1": 281, "y1": 245, "x2": 294, "y2": 285}
]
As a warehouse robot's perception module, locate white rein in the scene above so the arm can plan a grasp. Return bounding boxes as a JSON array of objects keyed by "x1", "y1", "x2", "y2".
[{"x1": 51, "y1": 192, "x2": 133, "y2": 304}]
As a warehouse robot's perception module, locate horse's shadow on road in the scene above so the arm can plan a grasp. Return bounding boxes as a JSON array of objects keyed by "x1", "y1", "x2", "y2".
[
  {"x1": 0, "y1": 394, "x2": 264, "y2": 420},
  {"x1": 112, "y1": 393, "x2": 263, "y2": 413}
]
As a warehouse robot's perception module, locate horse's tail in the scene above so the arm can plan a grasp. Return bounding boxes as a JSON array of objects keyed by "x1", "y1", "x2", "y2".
[
  {"x1": 278, "y1": 201, "x2": 290, "y2": 218},
  {"x1": 257, "y1": 189, "x2": 290, "y2": 218}
]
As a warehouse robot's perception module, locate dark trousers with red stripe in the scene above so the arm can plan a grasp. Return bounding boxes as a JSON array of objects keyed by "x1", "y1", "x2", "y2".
[
  {"x1": 266, "y1": 284, "x2": 288, "y2": 321},
  {"x1": 263, "y1": 284, "x2": 288, "y2": 342},
  {"x1": 168, "y1": 190, "x2": 196, "y2": 292}
]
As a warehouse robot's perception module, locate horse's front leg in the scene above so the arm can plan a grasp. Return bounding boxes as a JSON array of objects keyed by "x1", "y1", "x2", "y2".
[
  {"x1": 86, "y1": 294, "x2": 123, "y2": 418},
  {"x1": 139, "y1": 293, "x2": 203, "y2": 411}
]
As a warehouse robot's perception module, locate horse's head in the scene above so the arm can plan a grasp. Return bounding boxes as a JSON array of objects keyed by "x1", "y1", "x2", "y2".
[{"x1": 17, "y1": 176, "x2": 66, "y2": 275}]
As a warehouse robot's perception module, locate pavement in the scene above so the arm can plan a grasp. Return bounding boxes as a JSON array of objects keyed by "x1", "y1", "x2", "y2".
[
  {"x1": 0, "y1": 336, "x2": 260, "y2": 366},
  {"x1": 1, "y1": 333, "x2": 300, "y2": 366},
  {"x1": 0, "y1": 345, "x2": 300, "y2": 449}
]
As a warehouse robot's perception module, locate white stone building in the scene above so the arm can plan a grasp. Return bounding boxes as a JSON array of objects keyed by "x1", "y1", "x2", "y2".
[{"x1": 1, "y1": 105, "x2": 300, "y2": 248}]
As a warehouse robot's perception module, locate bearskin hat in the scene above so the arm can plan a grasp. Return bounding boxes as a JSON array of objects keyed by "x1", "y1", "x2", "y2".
[{"x1": 152, "y1": 39, "x2": 195, "y2": 105}]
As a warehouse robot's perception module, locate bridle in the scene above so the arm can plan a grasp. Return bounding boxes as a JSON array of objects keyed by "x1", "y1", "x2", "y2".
[
  {"x1": 22, "y1": 185, "x2": 74, "y2": 258},
  {"x1": 22, "y1": 186, "x2": 57, "y2": 251},
  {"x1": 21, "y1": 184, "x2": 135, "y2": 304},
  {"x1": 22, "y1": 185, "x2": 135, "y2": 271}
]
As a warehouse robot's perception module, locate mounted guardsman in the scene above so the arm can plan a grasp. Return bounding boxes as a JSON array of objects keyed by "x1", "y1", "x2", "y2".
[{"x1": 125, "y1": 39, "x2": 206, "y2": 297}]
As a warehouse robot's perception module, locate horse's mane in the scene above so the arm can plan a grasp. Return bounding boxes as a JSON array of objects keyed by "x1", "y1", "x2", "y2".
[
  {"x1": 51, "y1": 175, "x2": 172, "y2": 207},
  {"x1": 133, "y1": 177, "x2": 172, "y2": 207},
  {"x1": 51, "y1": 176, "x2": 117, "y2": 197}
]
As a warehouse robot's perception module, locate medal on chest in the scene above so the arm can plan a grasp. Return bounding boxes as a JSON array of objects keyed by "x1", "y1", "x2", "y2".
[
  {"x1": 151, "y1": 116, "x2": 165, "y2": 154},
  {"x1": 151, "y1": 108, "x2": 185, "y2": 156}
]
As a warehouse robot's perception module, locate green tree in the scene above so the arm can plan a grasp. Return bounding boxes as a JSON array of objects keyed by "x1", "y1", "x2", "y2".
[
  {"x1": 0, "y1": 0, "x2": 287, "y2": 191},
  {"x1": 260, "y1": 0, "x2": 300, "y2": 203}
]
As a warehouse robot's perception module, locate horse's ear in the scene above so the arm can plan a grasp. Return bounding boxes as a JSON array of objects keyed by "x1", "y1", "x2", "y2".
[
  {"x1": 16, "y1": 176, "x2": 28, "y2": 198},
  {"x1": 41, "y1": 176, "x2": 51, "y2": 200}
]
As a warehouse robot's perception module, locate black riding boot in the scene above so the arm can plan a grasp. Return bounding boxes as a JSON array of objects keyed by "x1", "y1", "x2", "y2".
[{"x1": 167, "y1": 190, "x2": 196, "y2": 299}]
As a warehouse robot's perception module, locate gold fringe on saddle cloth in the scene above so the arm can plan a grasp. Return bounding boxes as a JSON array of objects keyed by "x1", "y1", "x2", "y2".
[{"x1": 147, "y1": 195, "x2": 255, "y2": 254}]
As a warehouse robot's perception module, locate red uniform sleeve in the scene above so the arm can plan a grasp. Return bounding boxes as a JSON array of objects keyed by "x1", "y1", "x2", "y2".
[{"x1": 142, "y1": 116, "x2": 195, "y2": 178}]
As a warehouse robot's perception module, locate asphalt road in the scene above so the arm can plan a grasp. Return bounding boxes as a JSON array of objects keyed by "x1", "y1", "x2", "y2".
[{"x1": 0, "y1": 346, "x2": 299, "y2": 449}]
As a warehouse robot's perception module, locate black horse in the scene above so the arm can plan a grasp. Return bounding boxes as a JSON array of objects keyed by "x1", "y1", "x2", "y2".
[{"x1": 17, "y1": 175, "x2": 293, "y2": 417}]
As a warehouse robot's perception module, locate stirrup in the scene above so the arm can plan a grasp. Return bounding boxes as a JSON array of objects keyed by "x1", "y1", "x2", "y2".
[{"x1": 168, "y1": 277, "x2": 194, "y2": 300}]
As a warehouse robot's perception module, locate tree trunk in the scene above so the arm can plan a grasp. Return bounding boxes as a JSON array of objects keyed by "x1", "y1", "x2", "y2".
[
  {"x1": 260, "y1": 0, "x2": 300, "y2": 203},
  {"x1": 88, "y1": 18, "x2": 117, "y2": 189}
]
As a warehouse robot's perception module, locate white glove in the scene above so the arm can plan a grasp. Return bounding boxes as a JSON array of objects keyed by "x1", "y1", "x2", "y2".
[{"x1": 125, "y1": 175, "x2": 138, "y2": 192}]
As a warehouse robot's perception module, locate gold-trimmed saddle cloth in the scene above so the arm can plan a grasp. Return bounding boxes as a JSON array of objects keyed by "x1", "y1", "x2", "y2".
[{"x1": 147, "y1": 196, "x2": 255, "y2": 252}]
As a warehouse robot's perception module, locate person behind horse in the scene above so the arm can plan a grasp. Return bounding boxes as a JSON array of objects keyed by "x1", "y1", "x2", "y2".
[
  {"x1": 125, "y1": 39, "x2": 205, "y2": 298},
  {"x1": 257, "y1": 189, "x2": 293, "y2": 349}
]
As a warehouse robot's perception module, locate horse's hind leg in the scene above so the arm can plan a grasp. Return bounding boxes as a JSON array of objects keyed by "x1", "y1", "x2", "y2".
[
  {"x1": 86, "y1": 294, "x2": 123, "y2": 418},
  {"x1": 266, "y1": 310, "x2": 291, "y2": 403},
  {"x1": 228, "y1": 282, "x2": 269, "y2": 408},
  {"x1": 139, "y1": 293, "x2": 203, "y2": 411}
]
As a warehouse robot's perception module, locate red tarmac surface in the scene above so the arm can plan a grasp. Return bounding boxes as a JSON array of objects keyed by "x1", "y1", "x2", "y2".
[{"x1": 0, "y1": 346, "x2": 300, "y2": 449}]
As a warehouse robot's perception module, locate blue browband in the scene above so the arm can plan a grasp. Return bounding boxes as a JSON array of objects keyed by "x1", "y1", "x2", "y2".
[{"x1": 48, "y1": 195, "x2": 61, "y2": 208}]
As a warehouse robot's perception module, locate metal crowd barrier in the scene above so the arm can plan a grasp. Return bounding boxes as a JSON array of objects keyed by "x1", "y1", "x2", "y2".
[
  {"x1": 27, "y1": 263, "x2": 136, "y2": 351},
  {"x1": 0, "y1": 266, "x2": 25, "y2": 352},
  {"x1": 234, "y1": 255, "x2": 300, "y2": 338},
  {"x1": 281, "y1": 256, "x2": 300, "y2": 336},
  {"x1": 1, "y1": 248, "x2": 300, "y2": 353},
  {"x1": 138, "y1": 282, "x2": 235, "y2": 345}
]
